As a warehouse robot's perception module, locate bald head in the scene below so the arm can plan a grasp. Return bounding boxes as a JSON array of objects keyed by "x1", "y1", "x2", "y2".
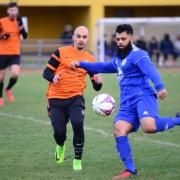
[
  {"x1": 72, "y1": 26, "x2": 89, "y2": 51},
  {"x1": 74, "y1": 26, "x2": 89, "y2": 36}
]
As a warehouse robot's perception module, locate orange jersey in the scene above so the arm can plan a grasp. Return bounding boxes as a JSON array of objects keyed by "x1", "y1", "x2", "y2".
[
  {"x1": 0, "y1": 17, "x2": 20, "y2": 55},
  {"x1": 46, "y1": 46, "x2": 96, "y2": 99}
]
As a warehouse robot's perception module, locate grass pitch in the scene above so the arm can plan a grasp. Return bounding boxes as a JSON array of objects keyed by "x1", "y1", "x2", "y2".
[{"x1": 0, "y1": 68, "x2": 180, "y2": 180}]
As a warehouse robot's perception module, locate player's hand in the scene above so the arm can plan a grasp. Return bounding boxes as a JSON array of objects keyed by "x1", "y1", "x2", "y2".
[
  {"x1": 53, "y1": 74, "x2": 60, "y2": 83},
  {"x1": 94, "y1": 74, "x2": 102, "y2": 84},
  {"x1": 70, "y1": 61, "x2": 80, "y2": 68},
  {"x1": 0, "y1": 33, "x2": 10, "y2": 40},
  {"x1": 157, "y1": 89, "x2": 167, "y2": 100}
]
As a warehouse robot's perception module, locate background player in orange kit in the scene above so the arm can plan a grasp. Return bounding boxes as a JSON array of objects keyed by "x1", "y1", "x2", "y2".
[{"x1": 0, "y1": 2, "x2": 27, "y2": 106}]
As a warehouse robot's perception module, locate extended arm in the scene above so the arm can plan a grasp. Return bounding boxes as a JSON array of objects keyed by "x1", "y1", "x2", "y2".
[{"x1": 79, "y1": 61, "x2": 117, "y2": 74}]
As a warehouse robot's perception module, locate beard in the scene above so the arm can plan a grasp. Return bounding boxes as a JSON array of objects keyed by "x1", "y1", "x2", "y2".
[{"x1": 117, "y1": 42, "x2": 132, "y2": 60}]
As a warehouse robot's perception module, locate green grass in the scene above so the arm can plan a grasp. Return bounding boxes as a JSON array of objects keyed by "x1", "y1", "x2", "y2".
[{"x1": 0, "y1": 68, "x2": 180, "y2": 180}]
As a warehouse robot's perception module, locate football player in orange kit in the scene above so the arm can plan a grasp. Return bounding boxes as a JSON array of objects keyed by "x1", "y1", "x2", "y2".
[
  {"x1": 43, "y1": 26, "x2": 102, "y2": 170},
  {"x1": 0, "y1": 2, "x2": 27, "y2": 106}
]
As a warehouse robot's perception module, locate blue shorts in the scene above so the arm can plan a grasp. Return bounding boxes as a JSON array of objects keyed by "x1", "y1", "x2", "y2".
[{"x1": 114, "y1": 94, "x2": 158, "y2": 132}]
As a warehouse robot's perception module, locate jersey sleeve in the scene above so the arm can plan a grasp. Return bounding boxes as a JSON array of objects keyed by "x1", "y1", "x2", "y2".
[
  {"x1": 134, "y1": 51, "x2": 165, "y2": 91},
  {"x1": 46, "y1": 49, "x2": 61, "y2": 71},
  {"x1": 79, "y1": 60, "x2": 117, "y2": 74},
  {"x1": 43, "y1": 49, "x2": 61, "y2": 82}
]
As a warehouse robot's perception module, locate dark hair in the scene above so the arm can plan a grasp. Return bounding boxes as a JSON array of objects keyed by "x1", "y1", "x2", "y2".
[
  {"x1": 164, "y1": 33, "x2": 170, "y2": 40},
  {"x1": 7, "y1": 2, "x2": 18, "y2": 8},
  {"x1": 116, "y1": 24, "x2": 133, "y2": 35}
]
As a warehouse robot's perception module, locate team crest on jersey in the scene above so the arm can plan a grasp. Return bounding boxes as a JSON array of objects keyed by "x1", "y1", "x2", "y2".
[{"x1": 121, "y1": 58, "x2": 127, "y2": 66}]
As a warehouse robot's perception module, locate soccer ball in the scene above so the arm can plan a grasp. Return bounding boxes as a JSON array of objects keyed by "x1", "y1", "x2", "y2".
[{"x1": 92, "y1": 93, "x2": 116, "y2": 116}]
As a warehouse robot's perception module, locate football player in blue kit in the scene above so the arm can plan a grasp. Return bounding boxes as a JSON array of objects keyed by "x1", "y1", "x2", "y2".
[{"x1": 70, "y1": 24, "x2": 180, "y2": 179}]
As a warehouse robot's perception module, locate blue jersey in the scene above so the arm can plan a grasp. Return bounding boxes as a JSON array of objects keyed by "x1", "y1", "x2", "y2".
[{"x1": 79, "y1": 45, "x2": 164, "y2": 104}]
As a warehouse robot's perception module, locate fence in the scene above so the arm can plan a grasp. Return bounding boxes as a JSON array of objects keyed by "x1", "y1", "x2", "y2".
[
  {"x1": 21, "y1": 38, "x2": 180, "y2": 68},
  {"x1": 21, "y1": 39, "x2": 70, "y2": 67}
]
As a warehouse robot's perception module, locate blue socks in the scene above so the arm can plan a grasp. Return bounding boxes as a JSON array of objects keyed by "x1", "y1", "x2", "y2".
[
  {"x1": 155, "y1": 117, "x2": 180, "y2": 132},
  {"x1": 115, "y1": 117, "x2": 180, "y2": 173},
  {"x1": 115, "y1": 136, "x2": 136, "y2": 173}
]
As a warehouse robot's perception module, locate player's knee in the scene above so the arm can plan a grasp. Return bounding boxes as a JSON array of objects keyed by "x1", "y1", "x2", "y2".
[
  {"x1": 11, "y1": 67, "x2": 20, "y2": 78},
  {"x1": 53, "y1": 124, "x2": 66, "y2": 137},
  {"x1": 71, "y1": 116, "x2": 84, "y2": 130},
  {"x1": 12, "y1": 74, "x2": 19, "y2": 79},
  {"x1": 141, "y1": 117, "x2": 156, "y2": 133},
  {"x1": 114, "y1": 121, "x2": 132, "y2": 137},
  {"x1": 73, "y1": 120, "x2": 83, "y2": 128},
  {"x1": 54, "y1": 130, "x2": 66, "y2": 141},
  {"x1": 0, "y1": 77, "x2": 4, "y2": 82},
  {"x1": 113, "y1": 129, "x2": 129, "y2": 137},
  {"x1": 73, "y1": 124, "x2": 84, "y2": 136},
  {"x1": 0, "y1": 74, "x2": 5, "y2": 82},
  {"x1": 141, "y1": 124, "x2": 156, "y2": 133}
]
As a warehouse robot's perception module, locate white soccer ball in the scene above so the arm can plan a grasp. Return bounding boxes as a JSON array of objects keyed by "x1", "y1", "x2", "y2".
[{"x1": 92, "y1": 93, "x2": 116, "y2": 116}]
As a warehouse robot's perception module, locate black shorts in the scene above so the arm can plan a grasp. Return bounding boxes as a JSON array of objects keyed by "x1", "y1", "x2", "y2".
[
  {"x1": 48, "y1": 95, "x2": 85, "y2": 115},
  {"x1": 0, "y1": 55, "x2": 21, "y2": 69},
  {"x1": 48, "y1": 95, "x2": 85, "y2": 125}
]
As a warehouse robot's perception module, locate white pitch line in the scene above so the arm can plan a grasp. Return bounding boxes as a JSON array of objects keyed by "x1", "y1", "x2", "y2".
[
  {"x1": 0, "y1": 112, "x2": 179, "y2": 148},
  {"x1": 0, "y1": 112, "x2": 50, "y2": 125},
  {"x1": 85, "y1": 126, "x2": 111, "y2": 137},
  {"x1": 134, "y1": 137, "x2": 180, "y2": 147}
]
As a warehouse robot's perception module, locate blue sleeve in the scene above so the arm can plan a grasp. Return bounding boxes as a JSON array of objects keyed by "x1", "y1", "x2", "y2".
[
  {"x1": 79, "y1": 61, "x2": 117, "y2": 74},
  {"x1": 135, "y1": 56, "x2": 165, "y2": 91}
]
